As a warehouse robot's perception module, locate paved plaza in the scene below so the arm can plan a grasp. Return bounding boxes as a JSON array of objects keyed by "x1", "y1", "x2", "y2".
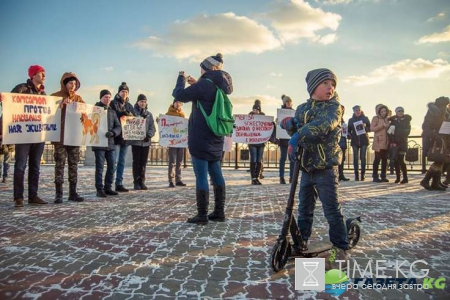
[{"x1": 0, "y1": 165, "x2": 449, "y2": 299}]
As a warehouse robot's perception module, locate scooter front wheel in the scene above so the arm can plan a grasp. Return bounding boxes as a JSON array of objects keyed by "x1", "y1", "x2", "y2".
[
  {"x1": 347, "y1": 220, "x2": 361, "y2": 249},
  {"x1": 270, "y1": 239, "x2": 291, "y2": 272}
]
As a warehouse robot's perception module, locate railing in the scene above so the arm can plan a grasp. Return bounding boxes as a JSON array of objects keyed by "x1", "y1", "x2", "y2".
[{"x1": 37, "y1": 135, "x2": 428, "y2": 173}]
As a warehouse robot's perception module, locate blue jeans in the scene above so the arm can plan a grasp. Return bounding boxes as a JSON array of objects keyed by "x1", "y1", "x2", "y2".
[
  {"x1": 191, "y1": 156, "x2": 225, "y2": 191},
  {"x1": 279, "y1": 145, "x2": 293, "y2": 179},
  {"x1": 13, "y1": 143, "x2": 45, "y2": 199},
  {"x1": 249, "y1": 145, "x2": 264, "y2": 163},
  {"x1": 298, "y1": 167, "x2": 349, "y2": 250},
  {"x1": 352, "y1": 145, "x2": 367, "y2": 174},
  {"x1": 115, "y1": 144, "x2": 129, "y2": 186},
  {"x1": 94, "y1": 149, "x2": 116, "y2": 190}
]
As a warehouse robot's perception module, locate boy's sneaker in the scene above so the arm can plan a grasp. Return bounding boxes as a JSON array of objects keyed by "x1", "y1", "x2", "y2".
[
  {"x1": 176, "y1": 181, "x2": 186, "y2": 186},
  {"x1": 325, "y1": 246, "x2": 349, "y2": 271}
]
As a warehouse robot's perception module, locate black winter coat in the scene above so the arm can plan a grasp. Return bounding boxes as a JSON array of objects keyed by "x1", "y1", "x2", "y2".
[
  {"x1": 388, "y1": 114, "x2": 411, "y2": 152},
  {"x1": 110, "y1": 95, "x2": 136, "y2": 145},
  {"x1": 172, "y1": 70, "x2": 233, "y2": 161},
  {"x1": 92, "y1": 102, "x2": 121, "y2": 151},
  {"x1": 422, "y1": 103, "x2": 446, "y2": 153},
  {"x1": 348, "y1": 113, "x2": 371, "y2": 147}
]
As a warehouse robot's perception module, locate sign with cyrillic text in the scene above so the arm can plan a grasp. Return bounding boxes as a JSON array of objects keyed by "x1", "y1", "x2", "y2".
[
  {"x1": 232, "y1": 114, "x2": 274, "y2": 144},
  {"x1": 158, "y1": 114, "x2": 188, "y2": 148}
]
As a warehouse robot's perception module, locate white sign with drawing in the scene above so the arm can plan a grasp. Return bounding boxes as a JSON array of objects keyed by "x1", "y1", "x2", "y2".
[{"x1": 353, "y1": 120, "x2": 366, "y2": 136}]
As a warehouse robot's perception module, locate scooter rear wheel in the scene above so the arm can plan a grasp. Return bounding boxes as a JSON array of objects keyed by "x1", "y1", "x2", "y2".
[
  {"x1": 347, "y1": 220, "x2": 361, "y2": 249},
  {"x1": 270, "y1": 239, "x2": 291, "y2": 272}
]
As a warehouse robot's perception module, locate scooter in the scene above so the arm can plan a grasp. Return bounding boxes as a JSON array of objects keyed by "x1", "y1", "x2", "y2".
[{"x1": 270, "y1": 159, "x2": 361, "y2": 272}]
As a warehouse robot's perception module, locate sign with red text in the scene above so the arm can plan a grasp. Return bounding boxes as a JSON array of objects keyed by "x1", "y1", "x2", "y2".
[
  {"x1": 158, "y1": 114, "x2": 188, "y2": 148},
  {"x1": 121, "y1": 116, "x2": 146, "y2": 141},
  {"x1": 64, "y1": 102, "x2": 108, "y2": 147},
  {"x1": 1, "y1": 93, "x2": 61, "y2": 144},
  {"x1": 276, "y1": 108, "x2": 295, "y2": 139},
  {"x1": 232, "y1": 114, "x2": 274, "y2": 144}
]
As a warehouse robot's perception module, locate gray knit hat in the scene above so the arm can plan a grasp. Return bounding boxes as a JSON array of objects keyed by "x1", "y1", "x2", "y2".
[
  {"x1": 305, "y1": 68, "x2": 337, "y2": 96},
  {"x1": 200, "y1": 53, "x2": 223, "y2": 71}
]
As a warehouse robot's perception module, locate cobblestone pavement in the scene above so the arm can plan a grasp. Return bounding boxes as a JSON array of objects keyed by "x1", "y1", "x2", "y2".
[{"x1": 0, "y1": 166, "x2": 449, "y2": 299}]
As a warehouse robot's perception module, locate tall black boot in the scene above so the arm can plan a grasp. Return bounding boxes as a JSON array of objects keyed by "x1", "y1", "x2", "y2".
[
  {"x1": 420, "y1": 170, "x2": 434, "y2": 190},
  {"x1": 432, "y1": 171, "x2": 447, "y2": 190},
  {"x1": 54, "y1": 183, "x2": 63, "y2": 204},
  {"x1": 187, "y1": 190, "x2": 209, "y2": 225},
  {"x1": 400, "y1": 162, "x2": 408, "y2": 184},
  {"x1": 133, "y1": 165, "x2": 141, "y2": 190},
  {"x1": 68, "y1": 182, "x2": 85, "y2": 202},
  {"x1": 380, "y1": 158, "x2": 389, "y2": 182},
  {"x1": 394, "y1": 162, "x2": 401, "y2": 183},
  {"x1": 354, "y1": 169, "x2": 359, "y2": 181},
  {"x1": 208, "y1": 186, "x2": 226, "y2": 222},
  {"x1": 372, "y1": 163, "x2": 381, "y2": 182},
  {"x1": 255, "y1": 162, "x2": 263, "y2": 185},
  {"x1": 250, "y1": 162, "x2": 258, "y2": 185},
  {"x1": 361, "y1": 164, "x2": 366, "y2": 181}
]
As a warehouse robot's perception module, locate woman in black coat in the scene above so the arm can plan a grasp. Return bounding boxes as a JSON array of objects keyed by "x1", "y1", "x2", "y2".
[
  {"x1": 420, "y1": 96, "x2": 449, "y2": 190},
  {"x1": 387, "y1": 107, "x2": 411, "y2": 184}
]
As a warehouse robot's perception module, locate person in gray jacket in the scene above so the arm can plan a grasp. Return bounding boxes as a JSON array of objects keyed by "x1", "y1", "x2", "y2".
[
  {"x1": 128, "y1": 94, "x2": 156, "y2": 190},
  {"x1": 92, "y1": 90, "x2": 122, "y2": 198}
]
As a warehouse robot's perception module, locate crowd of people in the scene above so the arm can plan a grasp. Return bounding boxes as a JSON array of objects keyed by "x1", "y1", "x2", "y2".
[{"x1": 1, "y1": 58, "x2": 449, "y2": 271}]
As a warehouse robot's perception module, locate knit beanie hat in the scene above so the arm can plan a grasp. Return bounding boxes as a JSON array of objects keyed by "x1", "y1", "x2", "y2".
[
  {"x1": 200, "y1": 53, "x2": 223, "y2": 71},
  {"x1": 63, "y1": 76, "x2": 77, "y2": 86},
  {"x1": 305, "y1": 68, "x2": 337, "y2": 96},
  {"x1": 137, "y1": 94, "x2": 147, "y2": 102},
  {"x1": 28, "y1": 65, "x2": 45, "y2": 78},
  {"x1": 118, "y1": 82, "x2": 129, "y2": 93},
  {"x1": 281, "y1": 94, "x2": 292, "y2": 105},
  {"x1": 395, "y1": 106, "x2": 404, "y2": 113},
  {"x1": 353, "y1": 105, "x2": 361, "y2": 111},
  {"x1": 100, "y1": 89, "x2": 111, "y2": 99}
]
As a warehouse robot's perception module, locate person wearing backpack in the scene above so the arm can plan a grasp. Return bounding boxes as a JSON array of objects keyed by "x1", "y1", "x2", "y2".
[{"x1": 173, "y1": 53, "x2": 233, "y2": 225}]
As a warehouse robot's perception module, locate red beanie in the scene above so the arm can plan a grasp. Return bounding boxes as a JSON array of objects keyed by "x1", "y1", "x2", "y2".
[{"x1": 28, "y1": 65, "x2": 45, "y2": 78}]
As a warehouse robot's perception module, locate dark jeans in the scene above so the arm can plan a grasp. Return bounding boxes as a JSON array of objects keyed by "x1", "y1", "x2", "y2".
[
  {"x1": 131, "y1": 146, "x2": 150, "y2": 183},
  {"x1": 94, "y1": 149, "x2": 116, "y2": 190},
  {"x1": 13, "y1": 143, "x2": 45, "y2": 199},
  {"x1": 352, "y1": 145, "x2": 367, "y2": 174},
  {"x1": 279, "y1": 145, "x2": 293, "y2": 179},
  {"x1": 372, "y1": 149, "x2": 388, "y2": 178},
  {"x1": 115, "y1": 144, "x2": 129, "y2": 186},
  {"x1": 249, "y1": 145, "x2": 264, "y2": 163},
  {"x1": 168, "y1": 147, "x2": 184, "y2": 182},
  {"x1": 298, "y1": 167, "x2": 349, "y2": 250},
  {"x1": 1, "y1": 150, "x2": 12, "y2": 178},
  {"x1": 191, "y1": 156, "x2": 225, "y2": 191}
]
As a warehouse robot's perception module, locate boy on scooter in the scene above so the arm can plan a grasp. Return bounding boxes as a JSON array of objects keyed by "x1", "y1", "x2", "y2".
[{"x1": 281, "y1": 68, "x2": 349, "y2": 270}]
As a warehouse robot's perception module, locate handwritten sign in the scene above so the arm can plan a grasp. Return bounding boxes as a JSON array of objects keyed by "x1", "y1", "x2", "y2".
[
  {"x1": 1, "y1": 92, "x2": 60, "y2": 144},
  {"x1": 439, "y1": 121, "x2": 450, "y2": 135},
  {"x1": 232, "y1": 114, "x2": 274, "y2": 144},
  {"x1": 341, "y1": 122, "x2": 348, "y2": 138},
  {"x1": 158, "y1": 114, "x2": 188, "y2": 148},
  {"x1": 64, "y1": 102, "x2": 108, "y2": 147},
  {"x1": 121, "y1": 116, "x2": 146, "y2": 140},
  {"x1": 276, "y1": 108, "x2": 295, "y2": 139},
  {"x1": 223, "y1": 136, "x2": 233, "y2": 152}
]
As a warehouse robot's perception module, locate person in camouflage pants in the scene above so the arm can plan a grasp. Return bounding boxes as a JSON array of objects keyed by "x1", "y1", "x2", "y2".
[{"x1": 51, "y1": 72, "x2": 85, "y2": 203}]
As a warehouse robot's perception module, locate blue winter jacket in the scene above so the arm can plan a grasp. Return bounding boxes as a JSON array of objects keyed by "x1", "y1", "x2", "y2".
[{"x1": 172, "y1": 70, "x2": 233, "y2": 161}]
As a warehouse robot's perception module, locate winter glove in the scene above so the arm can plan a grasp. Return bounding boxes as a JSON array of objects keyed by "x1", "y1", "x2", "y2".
[
  {"x1": 143, "y1": 137, "x2": 150, "y2": 142},
  {"x1": 387, "y1": 125, "x2": 395, "y2": 135},
  {"x1": 280, "y1": 117, "x2": 298, "y2": 131},
  {"x1": 105, "y1": 131, "x2": 114, "y2": 138},
  {"x1": 288, "y1": 132, "x2": 301, "y2": 160}
]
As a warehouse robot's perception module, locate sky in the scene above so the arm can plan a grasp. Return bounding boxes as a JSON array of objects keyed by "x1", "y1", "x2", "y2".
[{"x1": 1, "y1": 0, "x2": 449, "y2": 136}]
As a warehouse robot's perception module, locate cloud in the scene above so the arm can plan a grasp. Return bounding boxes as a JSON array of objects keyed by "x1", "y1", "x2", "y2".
[
  {"x1": 102, "y1": 66, "x2": 114, "y2": 72},
  {"x1": 133, "y1": 12, "x2": 281, "y2": 60},
  {"x1": 266, "y1": 0, "x2": 342, "y2": 44},
  {"x1": 320, "y1": 0, "x2": 353, "y2": 4},
  {"x1": 135, "y1": 89, "x2": 156, "y2": 98},
  {"x1": 345, "y1": 58, "x2": 450, "y2": 86},
  {"x1": 314, "y1": 33, "x2": 337, "y2": 45},
  {"x1": 270, "y1": 72, "x2": 283, "y2": 77},
  {"x1": 427, "y1": 12, "x2": 446, "y2": 22},
  {"x1": 438, "y1": 51, "x2": 450, "y2": 57},
  {"x1": 417, "y1": 25, "x2": 450, "y2": 44}
]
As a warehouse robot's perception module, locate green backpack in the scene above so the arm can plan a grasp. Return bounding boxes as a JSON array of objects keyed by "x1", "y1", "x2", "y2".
[{"x1": 197, "y1": 78, "x2": 234, "y2": 136}]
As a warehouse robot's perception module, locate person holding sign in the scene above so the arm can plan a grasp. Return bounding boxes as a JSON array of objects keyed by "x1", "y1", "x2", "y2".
[
  {"x1": 51, "y1": 72, "x2": 85, "y2": 203},
  {"x1": 347, "y1": 105, "x2": 370, "y2": 181},
  {"x1": 338, "y1": 104, "x2": 350, "y2": 182},
  {"x1": 93, "y1": 90, "x2": 122, "y2": 198},
  {"x1": 420, "y1": 96, "x2": 450, "y2": 190},
  {"x1": 8, "y1": 65, "x2": 48, "y2": 207},
  {"x1": 172, "y1": 53, "x2": 233, "y2": 225},
  {"x1": 370, "y1": 104, "x2": 391, "y2": 183},
  {"x1": 165, "y1": 100, "x2": 187, "y2": 188},
  {"x1": 110, "y1": 82, "x2": 136, "y2": 193},
  {"x1": 278, "y1": 95, "x2": 295, "y2": 184},
  {"x1": 249, "y1": 100, "x2": 266, "y2": 185},
  {"x1": 128, "y1": 94, "x2": 156, "y2": 190},
  {"x1": 387, "y1": 107, "x2": 412, "y2": 184}
]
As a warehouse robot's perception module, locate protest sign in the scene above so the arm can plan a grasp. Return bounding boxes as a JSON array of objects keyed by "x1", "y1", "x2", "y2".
[
  {"x1": 232, "y1": 114, "x2": 274, "y2": 144},
  {"x1": 158, "y1": 114, "x2": 188, "y2": 148},
  {"x1": 276, "y1": 108, "x2": 295, "y2": 139},
  {"x1": 121, "y1": 116, "x2": 146, "y2": 141}
]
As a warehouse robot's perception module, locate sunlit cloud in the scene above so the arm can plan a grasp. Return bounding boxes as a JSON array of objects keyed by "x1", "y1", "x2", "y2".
[
  {"x1": 266, "y1": 0, "x2": 341, "y2": 44},
  {"x1": 427, "y1": 12, "x2": 446, "y2": 22},
  {"x1": 319, "y1": 0, "x2": 353, "y2": 4},
  {"x1": 417, "y1": 25, "x2": 450, "y2": 44},
  {"x1": 314, "y1": 33, "x2": 337, "y2": 45},
  {"x1": 438, "y1": 51, "x2": 450, "y2": 57},
  {"x1": 102, "y1": 66, "x2": 114, "y2": 72},
  {"x1": 78, "y1": 85, "x2": 116, "y2": 103},
  {"x1": 133, "y1": 12, "x2": 281, "y2": 61},
  {"x1": 345, "y1": 58, "x2": 450, "y2": 86},
  {"x1": 270, "y1": 72, "x2": 283, "y2": 77}
]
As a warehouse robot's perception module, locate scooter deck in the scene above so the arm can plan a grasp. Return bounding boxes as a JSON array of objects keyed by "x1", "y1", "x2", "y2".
[{"x1": 290, "y1": 241, "x2": 332, "y2": 258}]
